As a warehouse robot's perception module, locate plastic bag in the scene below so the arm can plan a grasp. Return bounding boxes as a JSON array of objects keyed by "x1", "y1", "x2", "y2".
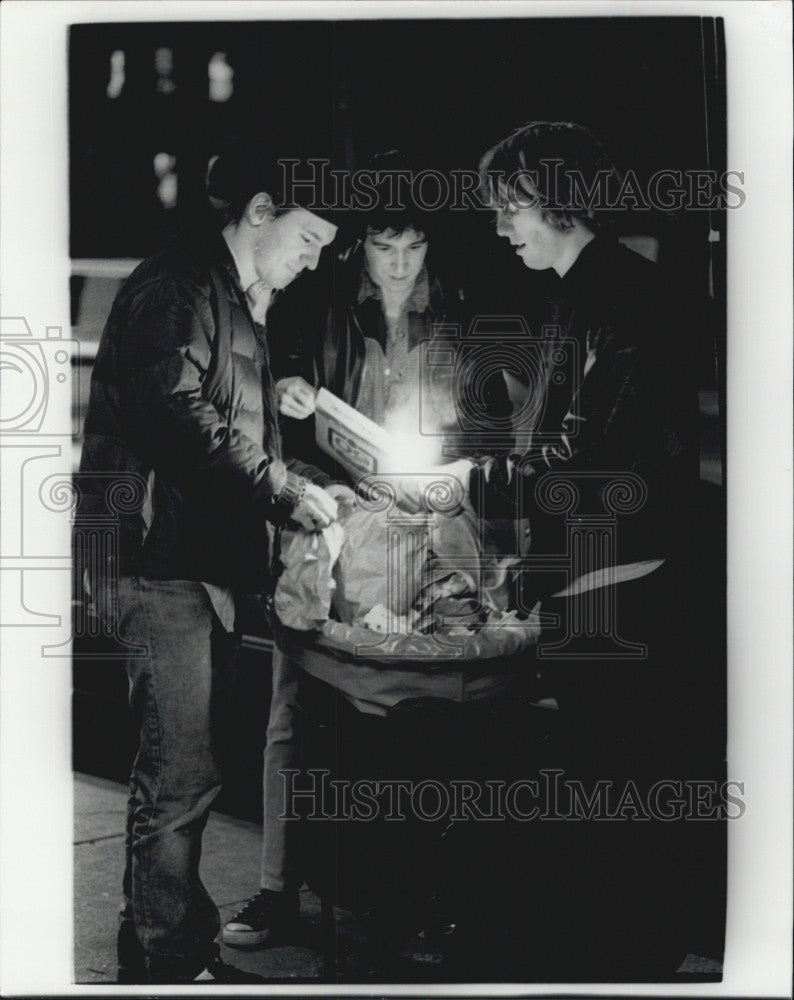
[
  {"x1": 274, "y1": 522, "x2": 345, "y2": 631},
  {"x1": 333, "y1": 506, "x2": 431, "y2": 623},
  {"x1": 416, "y1": 505, "x2": 513, "y2": 619}
]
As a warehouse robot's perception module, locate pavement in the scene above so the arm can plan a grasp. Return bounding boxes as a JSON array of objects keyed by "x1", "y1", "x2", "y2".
[
  {"x1": 74, "y1": 772, "x2": 347, "y2": 983},
  {"x1": 74, "y1": 771, "x2": 724, "y2": 985}
]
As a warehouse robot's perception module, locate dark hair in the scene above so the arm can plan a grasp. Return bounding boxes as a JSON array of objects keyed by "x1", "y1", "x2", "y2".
[
  {"x1": 205, "y1": 133, "x2": 282, "y2": 227},
  {"x1": 478, "y1": 121, "x2": 622, "y2": 231},
  {"x1": 350, "y1": 150, "x2": 436, "y2": 243},
  {"x1": 206, "y1": 131, "x2": 333, "y2": 228}
]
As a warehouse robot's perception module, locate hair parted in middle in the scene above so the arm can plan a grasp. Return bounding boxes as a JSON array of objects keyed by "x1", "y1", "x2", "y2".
[
  {"x1": 478, "y1": 121, "x2": 623, "y2": 231},
  {"x1": 351, "y1": 149, "x2": 437, "y2": 241}
]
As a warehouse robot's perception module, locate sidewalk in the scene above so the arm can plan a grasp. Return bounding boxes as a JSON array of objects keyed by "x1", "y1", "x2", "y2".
[
  {"x1": 74, "y1": 772, "x2": 349, "y2": 983},
  {"x1": 74, "y1": 771, "x2": 723, "y2": 984}
]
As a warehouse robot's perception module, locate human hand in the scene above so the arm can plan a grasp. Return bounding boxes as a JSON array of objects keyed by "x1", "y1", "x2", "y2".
[
  {"x1": 276, "y1": 376, "x2": 317, "y2": 420},
  {"x1": 324, "y1": 483, "x2": 356, "y2": 508},
  {"x1": 391, "y1": 460, "x2": 474, "y2": 515},
  {"x1": 439, "y1": 459, "x2": 475, "y2": 490},
  {"x1": 291, "y1": 481, "x2": 339, "y2": 531}
]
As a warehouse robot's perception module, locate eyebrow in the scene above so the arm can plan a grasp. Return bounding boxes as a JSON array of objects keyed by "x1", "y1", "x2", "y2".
[{"x1": 371, "y1": 235, "x2": 427, "y2": 246}]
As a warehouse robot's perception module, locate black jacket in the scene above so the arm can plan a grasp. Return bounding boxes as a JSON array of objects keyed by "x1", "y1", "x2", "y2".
[
  {"x1": 269, "y1": 247, "x2": 512, "y2": 481},
  {"x1": 78, "y1": 228, "x2": 320, "y2": 589},
  {"x1": 470, "y1": 235, "x2": 700, "y2": 576}
]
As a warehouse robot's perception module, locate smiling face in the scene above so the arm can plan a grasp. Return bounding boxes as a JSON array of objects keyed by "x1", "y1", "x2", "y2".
[
  {"x1": 252, "y1": 207, "x2": 337, "y2": 290},
  {"x1": 363, "y1": 227, "x2": 428, "y2": 296},
  {"x1": 494, "y1": 200, "x2": 570, "y2": 273}
]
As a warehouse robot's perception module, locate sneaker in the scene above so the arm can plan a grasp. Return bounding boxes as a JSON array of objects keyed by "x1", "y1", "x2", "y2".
[
  {"x1": 193, "y1": 944, "x2": 267, "y2": 984},
  {"x1": 222, "y1": 889, "x2": 300, "y2": 948}
]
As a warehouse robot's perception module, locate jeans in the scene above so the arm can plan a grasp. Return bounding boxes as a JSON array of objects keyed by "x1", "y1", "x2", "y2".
[
  {"x1": 115, "y1": 577, "x2": 239, "y2": 983},
  {"x1": 260, "y1": 647, "x2": 302, "y2": 893}
]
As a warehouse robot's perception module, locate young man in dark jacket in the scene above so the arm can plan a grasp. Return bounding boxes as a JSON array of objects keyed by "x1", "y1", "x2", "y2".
[
  {"x1": 388, "y1": 121, "x2": 709, "y2": 979},
  {"x1": 78, "y1": 135, "x2": 339, "y2": 984},
  {"x1": 470, "y1": 122, "x2": 700, "y2": 719},
  {"x1": 396, "y1": 123, "x2": 700, "y2": 707}
]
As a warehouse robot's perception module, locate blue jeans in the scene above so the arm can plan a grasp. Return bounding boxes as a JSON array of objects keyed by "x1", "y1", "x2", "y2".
[
  {"x1": 115, "y1": 577, "x2": 239, "y2": 983},
  {"x1": 260, "y1": 647, "x2": 302, "y2": 893}
]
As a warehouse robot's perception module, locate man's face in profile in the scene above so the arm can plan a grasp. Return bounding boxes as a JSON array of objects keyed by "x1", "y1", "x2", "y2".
[
  {"x1": 253, "y1": 207, "x2": 337, "y2": 290},
  {"x1": 493, "y1": 198, "x2": 567, "y2": 273}
]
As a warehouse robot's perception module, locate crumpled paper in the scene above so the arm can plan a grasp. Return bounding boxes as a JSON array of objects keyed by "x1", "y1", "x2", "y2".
[
  {"x1": 274, "y1": 522, "x2": 345, "y2": 631},
  {"x1": 359, "y1": 603, "x2": 419, "y2": 634},
  {"x1": 333, "y1": 506, "x2": 431, "y2": 623}
]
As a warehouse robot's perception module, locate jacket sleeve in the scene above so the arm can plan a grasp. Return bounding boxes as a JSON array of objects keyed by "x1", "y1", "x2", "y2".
[
  {"x1": 274, "y1": 301, "x2": 359, "y2": 487},
  {"x1": 118, "y1": 274, "x2": 302, "y2": 519},
  {"x1": 451, "y1": 344, "x2": 515, "y2": 460},
  {"x1": 470, "y1": 335, "x2": 647, "y2": 521},
  {"x1": 285, "y1": 454, "x2": 334, "y2": 488}
]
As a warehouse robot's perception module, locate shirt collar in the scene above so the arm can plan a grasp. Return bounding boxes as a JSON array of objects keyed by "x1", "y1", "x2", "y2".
[
  {"x1": 562, "y1": 233, "x2": 617, "y2": 285},
  {"x1": 548, "y1": 232, "x2": 619, "y2": 303},
  {"x1": 357, "y1": 264, "x2": 431, "y2": 314},
  {"x1": 220, "y1": 233, "x2": 249, "y2": 291}
]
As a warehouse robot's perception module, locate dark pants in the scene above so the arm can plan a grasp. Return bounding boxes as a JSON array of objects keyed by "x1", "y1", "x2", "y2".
[{"x1": 115, "y1": 577, "x2": 239, "y2": 983}]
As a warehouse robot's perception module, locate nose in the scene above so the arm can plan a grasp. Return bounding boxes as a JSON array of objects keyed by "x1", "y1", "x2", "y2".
[
  {"x1": 303, "y1": 245, "x2": 321, "y2": 271},
  {"x1": 391, "y1": 250, "x2": 409, "y2": 277},
  {"x1": 495, "y1": 211, "x2": 512, "y2": 238}
]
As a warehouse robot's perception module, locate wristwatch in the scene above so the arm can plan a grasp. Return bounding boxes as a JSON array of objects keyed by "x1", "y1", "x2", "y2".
[{"x1": 272, "y1": 471, "x2": 307, "y2": 522}]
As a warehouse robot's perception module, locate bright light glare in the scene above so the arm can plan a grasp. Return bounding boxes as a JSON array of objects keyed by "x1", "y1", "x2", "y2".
[{"x1": 382, "y1": 411, "x2": 443, "y2": 473}]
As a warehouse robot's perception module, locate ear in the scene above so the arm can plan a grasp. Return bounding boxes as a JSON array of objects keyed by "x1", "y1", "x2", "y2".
[{"x1": 245, "y1": 192, "x2": 276, "y2": 227}]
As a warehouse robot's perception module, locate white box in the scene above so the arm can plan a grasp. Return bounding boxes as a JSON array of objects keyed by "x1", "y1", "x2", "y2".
[{"x1": 314, "y1": 387, "x2": 393, "y2": 478}]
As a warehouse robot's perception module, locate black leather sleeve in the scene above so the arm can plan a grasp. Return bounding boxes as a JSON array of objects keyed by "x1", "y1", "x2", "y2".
[
  {"x1": 469, "y1": 335, "x2": 648, "y2": 521},
  {"x1": 117, "y1": 273, "x2": 290, "y2": 509}
]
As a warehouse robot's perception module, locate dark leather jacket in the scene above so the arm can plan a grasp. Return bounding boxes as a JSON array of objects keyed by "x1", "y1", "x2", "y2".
[
  {"x1": 471, "y1": 235, "x2": 700, "y2": 577},
  {"x1": 270, "y1": 247, "x2": 512, "y2": 481},
  {"x1": 78, "y1": 228, "x2": 320, "y2": 589}
]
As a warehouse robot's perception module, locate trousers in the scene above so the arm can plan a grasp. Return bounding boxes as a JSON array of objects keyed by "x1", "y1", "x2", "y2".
[
  {"x1": 260, "y1": 647, "x2": 302, "y2": 892},
  {"x1": 115, "y1": 576, "x2": 238, "y2": 983}
]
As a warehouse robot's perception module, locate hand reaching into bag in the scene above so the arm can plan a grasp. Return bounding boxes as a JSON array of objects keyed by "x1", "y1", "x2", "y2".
[
  {"x1": 291, "y1": 481, "x2": 339, "y2": 532},
  {"x1": 388, "y1": 459, "x2": 475, "y2": 515},
  {"x1": 324, "y1": 483, "x2": 357, "y2": 508}
]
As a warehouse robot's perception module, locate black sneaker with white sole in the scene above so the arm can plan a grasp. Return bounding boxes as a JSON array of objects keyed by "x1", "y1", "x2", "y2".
[{"x1": 222, "y1": 889, "x2": 300, "y2": 948}]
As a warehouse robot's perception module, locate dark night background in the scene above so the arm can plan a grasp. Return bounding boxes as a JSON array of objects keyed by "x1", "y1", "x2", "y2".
[
  {"x1": 69, "y1": 15, "x2": 726, "y2": 403},
  {"x1": 69, "y1": 17, "x2": 725, "y2": 290}
]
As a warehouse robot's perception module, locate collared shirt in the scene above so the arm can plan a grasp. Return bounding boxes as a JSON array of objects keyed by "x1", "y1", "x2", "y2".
[
  {"x1": 355, "y1": 265, "x2": 432, "y2": 420},
  {"x1": 356, "y1": 263, "x2": 431, "y2": 313}
]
